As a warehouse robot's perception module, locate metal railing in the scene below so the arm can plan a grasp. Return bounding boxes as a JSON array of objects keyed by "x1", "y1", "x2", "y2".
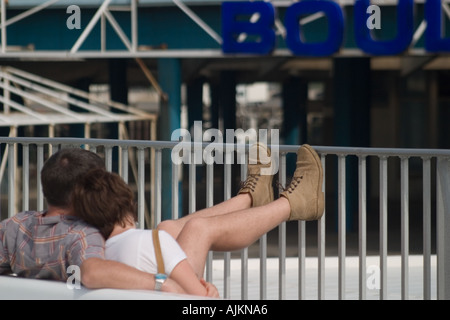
[{"x1": 0, "y1": 137, "x2": 449, "y2": 300}]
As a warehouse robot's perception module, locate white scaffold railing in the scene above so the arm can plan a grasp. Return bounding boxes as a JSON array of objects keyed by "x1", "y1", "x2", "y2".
[{"x1": 0, "y1": 137, "x2": 449, "y2": 300}]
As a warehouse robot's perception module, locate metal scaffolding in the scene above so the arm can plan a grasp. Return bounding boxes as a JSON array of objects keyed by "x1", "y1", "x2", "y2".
[
  {"x1": 0, "y1": 65, "x2": 157, "y2": 136},
  {"x1": 1, "y1": 0, "x2": 448, "y2": 59},
  {"x1": 0, "y1": 66, "x2": 158, "y2": 220}
]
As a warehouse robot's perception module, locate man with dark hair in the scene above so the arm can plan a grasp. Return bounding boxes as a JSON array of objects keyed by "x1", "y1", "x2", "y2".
[
  {"x1": 0, "y1": 148, "x2": 184, "y2": 293},
  {"x1": 40, "y1": 147, "x2": 105, "y2": 208}
]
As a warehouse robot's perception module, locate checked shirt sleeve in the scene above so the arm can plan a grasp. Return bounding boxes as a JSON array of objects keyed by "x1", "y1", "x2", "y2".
[
  {"x1": 67, "y1": 226, "x2": 106, "y2": 268},
  {"x1": 0, "y1": 219, "x2": 13, "y2": 275}
]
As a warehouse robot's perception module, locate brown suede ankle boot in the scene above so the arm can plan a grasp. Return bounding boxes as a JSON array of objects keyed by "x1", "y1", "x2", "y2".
[
  {"x1": 281, "y1": 144, "x2": 324, "y2": 221},
  {"x1": 238, "y1": 143, "x2": 274, "y2": 207}
]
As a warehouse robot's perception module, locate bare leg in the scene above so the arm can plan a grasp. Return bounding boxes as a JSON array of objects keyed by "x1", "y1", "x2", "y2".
[
  {"x1": 158, "y1": 193, "x2": 252, "y2": 239},
  {"x1": 175, "y1": 197, "x2": 291, "y2": 277}
]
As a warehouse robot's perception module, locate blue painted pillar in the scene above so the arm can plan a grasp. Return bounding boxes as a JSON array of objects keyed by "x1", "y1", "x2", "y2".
[
  {"x1": 282, "y1": 77, "x2": 307, "y2": 176},
  {"x1": 333, "y1": 57, "x2": 371, "y2": 232},
  {"x1": 158, "y1": 58, "x2": 182, "y2": 221}
]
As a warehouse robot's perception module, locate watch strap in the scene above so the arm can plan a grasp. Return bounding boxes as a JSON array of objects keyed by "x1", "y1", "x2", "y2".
[{"x1": 154, "y1": 274, "x2": 167, "y2": 291}]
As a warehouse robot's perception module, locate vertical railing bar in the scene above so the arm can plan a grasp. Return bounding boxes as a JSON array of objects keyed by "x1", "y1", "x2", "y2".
[
  {"x1": 260, "y1": 230, "x2": 267, "y2": 300},
  {"x1": 401, "y1": 156, "x2": 410, "y2": 300},
  {"x1": 298, "y1": 219, "x2": 305, "y2": 300},
  {"x1": 223, "y1": 149, "x2": 232, "y2": 299},
  {"x1": 36, "y1": 144, "x2": 44, "y2": 211},
  {"x1": 13, "y1": 131, "x2": 18, "y2": 215},
  {"x1": 358, "y1": 155, "x2": 367, "y2": 300},
  {"x1": 241, "y1": 160, "x2": 248, "y2": 300},
  {"x1": 380, "y1": 156, "x2": 388, "y2": 300},
  {"x1": 436, "y1": 157, "x2": 450, "y2": 300},
  {"x1": 150, "y1": 143, "x2": 155, "y2": 229},
  {"x1": 137, "y1": 148, "x2": 145, "y2": 229},
  {"x1": 259, "y1": 234, "x2": 267, "y2": 300},
  {"x1": 422, "y1": 157, "x2": 431, "y2": 300},
  {"x1": 205, "y1": 162, "x2": 214, "y2": 283},
  {"x1": 338, "y1": 154, "x2": 346, "y2": 300},
  {"x1": 22, "y1": 144, "x2": 29, "y2": 212},
  {"x1": 121, "y1": 146, "x2": 129, "y2": 183},
  {"x1": 154, "y1": 149, "x2": 162, "y2": 227},
  {"x1": 318, "y1": 154, "x2": 326, "y2": 300},
  {"x1": 278, "y1": 220, "x2": 286, "y2": 300},
  {"x1": 7, "y1": 142, "x2": 15, "y2": 218},
  {"x1": 297, "y1": 155, "x2": 306, "y2": 300},
  {"x1": 50, "y1": 142, "x2": 58, "y2": 156},
  {"x1": 257, "y1": 141, "x2": 267, "y2": 301},
  {"x1": 189, "y1": 148, "x2": 196, "y2": 214},
  {"x1": 279, "y1": 152, "x2": 286, "y2": 300},
  {"x1": 241, "y1": 240, "x2": 249, "y2": 300},
  {"x1": 436, "y1": 157, "x2": 443, "y2": 300},
  {"x1": 105, "y1": 145, "x2": 113, "y2": 172},
  {"x1": 172, "y1": 160, "x2": 179, "y2": 220}
]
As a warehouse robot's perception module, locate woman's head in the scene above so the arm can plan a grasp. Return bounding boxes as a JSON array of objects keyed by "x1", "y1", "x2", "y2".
[{"x1": 71, "y1": 168, "x2": 137, "y2": 239}]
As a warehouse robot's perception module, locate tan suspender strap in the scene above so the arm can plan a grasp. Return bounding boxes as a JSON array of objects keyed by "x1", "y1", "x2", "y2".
[{"x1": 152, "y1": 229, "x2": 165, "y2": 274}]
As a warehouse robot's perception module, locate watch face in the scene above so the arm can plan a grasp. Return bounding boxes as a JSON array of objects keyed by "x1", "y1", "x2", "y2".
[{"x1": 156, "y1": 273, "x2": 167, "y2": 280}]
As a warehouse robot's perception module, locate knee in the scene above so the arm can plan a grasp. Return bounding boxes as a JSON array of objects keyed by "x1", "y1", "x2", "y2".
[{"x1": 182, "y1": 217, "x2": 210, "y2": 238}]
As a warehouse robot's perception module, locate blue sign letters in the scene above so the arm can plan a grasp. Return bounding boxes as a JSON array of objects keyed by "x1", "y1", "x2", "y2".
[
  {"x1": 354, "y1": 0, "x2": 413, "y2": 55},
  {"x1": 221, "y1": 1, "x2": 275, "y2": 54},
  {"x1": 285, "y1": 0, "x2": 344, "y2": 57},
  {"x1": 425, "y1": 0, "x2": 450, "y2": 52},
  {"x1": 221, "y1": 0, "x2": 450, "y2": 56}
]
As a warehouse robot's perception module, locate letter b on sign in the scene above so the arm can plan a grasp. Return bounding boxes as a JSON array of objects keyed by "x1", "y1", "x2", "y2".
[{"x1": 222, "y1": 1, "x2": 276, "y2": 54}]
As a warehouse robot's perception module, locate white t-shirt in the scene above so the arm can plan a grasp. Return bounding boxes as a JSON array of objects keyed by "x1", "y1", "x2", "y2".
[{"x1": 105, "y1": 229, "x2": 187, "y2": 276}]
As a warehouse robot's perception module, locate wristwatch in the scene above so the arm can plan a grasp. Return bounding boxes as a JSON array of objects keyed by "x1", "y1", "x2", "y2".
[{"x1": 154, "y1": 273, "x2": 168, "y2": 291}]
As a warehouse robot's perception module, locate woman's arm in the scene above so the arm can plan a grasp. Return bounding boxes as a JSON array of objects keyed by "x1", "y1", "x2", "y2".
[
  {"x1": 169, "y1": 259, "x2": 219, "y2": 297},
  {"x1": 80, "y1": 257, "x2": 186, "y2": 294}
]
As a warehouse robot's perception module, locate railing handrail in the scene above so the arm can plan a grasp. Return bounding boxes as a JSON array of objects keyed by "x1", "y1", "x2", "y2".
[{"x1": 1, "y1": 136, "x2": 449, "y2": 158}]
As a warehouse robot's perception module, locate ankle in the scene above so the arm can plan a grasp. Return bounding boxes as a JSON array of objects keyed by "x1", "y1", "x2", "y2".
[
  {"x1": 236, "y1": 193, "x2": 252, "y2": 208},
  {"x1": 276, "y1": 196, "x2": 291, "y2": 221}
]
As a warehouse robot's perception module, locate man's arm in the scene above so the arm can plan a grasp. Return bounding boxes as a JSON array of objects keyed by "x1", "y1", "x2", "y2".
[
  {"x1": 0, "y1": 221, "x2": 13, "y2": 275},
  {"x1": 80, "y1": 257, "x2": 186, "y2": 294}
]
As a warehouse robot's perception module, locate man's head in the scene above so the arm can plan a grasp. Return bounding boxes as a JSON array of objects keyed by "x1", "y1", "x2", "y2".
[{"x1": 41, "y1": 148, "x2": 105, "y2": 208}]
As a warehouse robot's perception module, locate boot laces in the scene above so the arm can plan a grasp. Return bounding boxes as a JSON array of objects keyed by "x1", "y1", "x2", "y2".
[
  {"x1": 240, "y1": 174, "x2": 260, "y2": 192},
  {"x1": 278, "y1": 176, "x2": 303, "y2": 194}
]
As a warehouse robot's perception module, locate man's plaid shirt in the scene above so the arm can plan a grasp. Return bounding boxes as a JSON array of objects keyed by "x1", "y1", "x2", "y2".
[{"x1": 0, "y1": 211, "x2": 105, "y2": 281}]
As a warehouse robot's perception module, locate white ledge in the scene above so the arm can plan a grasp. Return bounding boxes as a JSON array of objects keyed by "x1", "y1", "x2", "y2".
[{"x1": 0, "y1": 275, "x2": 207, "y2": 300}]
